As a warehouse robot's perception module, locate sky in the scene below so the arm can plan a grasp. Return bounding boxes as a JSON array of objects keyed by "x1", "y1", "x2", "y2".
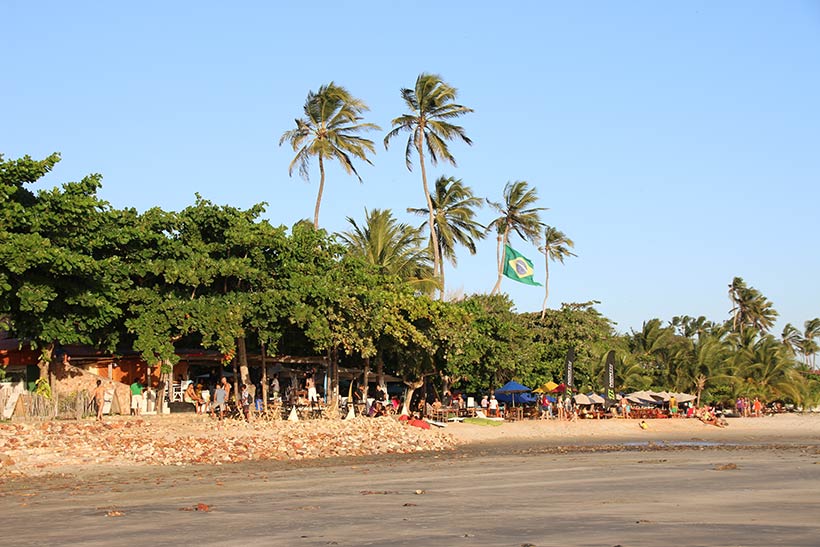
[{"x1": 3, "y1": 1, "x2": 819, "y2": 335}]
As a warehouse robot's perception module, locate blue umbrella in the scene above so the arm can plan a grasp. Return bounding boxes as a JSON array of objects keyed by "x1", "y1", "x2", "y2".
[{"x1": 494, "y1": 380, "x2": 532, "y2": 407}]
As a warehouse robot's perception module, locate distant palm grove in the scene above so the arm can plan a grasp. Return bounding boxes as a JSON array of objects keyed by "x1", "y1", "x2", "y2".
[{"x1": 2, "y1": 73, "x2": 819, "y2": 409}]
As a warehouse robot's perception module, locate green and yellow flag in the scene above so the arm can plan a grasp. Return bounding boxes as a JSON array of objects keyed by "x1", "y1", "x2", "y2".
[{"x1": 502, "y1": 244, "x2": 542, "y2": 286}]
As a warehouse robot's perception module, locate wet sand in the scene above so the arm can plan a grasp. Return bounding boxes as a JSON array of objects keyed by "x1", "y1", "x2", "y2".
[{"x1": 2, "y1": 414, "x2": 819, "y2": 546}]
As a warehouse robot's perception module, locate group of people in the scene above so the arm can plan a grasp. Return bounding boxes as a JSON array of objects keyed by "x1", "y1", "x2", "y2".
[
  {"x1": 182, "y1": 377, "x2": 256, "y2": 421},
  {"x1": 351, "y1": 384, "x2": 398, "y2": 417},
  {"x1": 736, "y1": 396, "x2": 765, "y2": 418},
  {"x1": 90, "y1": 378, "x2": 150, "y2": 420}
]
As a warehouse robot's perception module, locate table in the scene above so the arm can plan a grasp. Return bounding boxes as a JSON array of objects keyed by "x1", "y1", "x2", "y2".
[{"x1": 504, "y1": 407, "x2": 523, "y2": 421}]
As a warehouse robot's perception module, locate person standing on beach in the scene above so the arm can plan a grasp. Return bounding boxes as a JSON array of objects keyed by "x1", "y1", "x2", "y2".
[
  {"x1": 220, "y1": 377, "x2": 232, "y2": 404},
  {"x1": 240, "y1": 384, "x2": 251, "y2": 421},
  {"x1": 753, "y1": 397, "x2": 763, "y2": 418},
  {"x1": 130, "y1": 380, "x2": 143, "y2": 416},
  {"x1": 270, "y1": 374, "x2": 280, "y2": 400},
  {"x1": 212, "y1": 383, "x2": 227, "y2": 420},
  {"x1": 92, "y1": 380, "x2": 106, "y2": 421}
]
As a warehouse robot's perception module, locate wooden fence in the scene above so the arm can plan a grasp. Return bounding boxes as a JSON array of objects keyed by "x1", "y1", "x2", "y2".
[{"x1": 0, "y1": 388, "x2": 94, "y2": 421}]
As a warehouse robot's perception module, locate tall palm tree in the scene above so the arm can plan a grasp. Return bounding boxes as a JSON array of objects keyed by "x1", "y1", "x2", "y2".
[
  {"x1": 384, "y1": 74, "x2": 473, "y2": 291},
  {"x1": 781, "y1": 323, "x2": 802, "y2": 357},
  {"x1": 538, "y1": 225, "x2": 576, "y2": 318},
  {"x1": 727, "y1": 276, "x2": 778, "y2": 334},
  {"x1": 407, "y1": 175, "x2": 485, "y2": 297},
  {"x1": 339, "y1": 208, "x2": 437, "y2": 293},
  {"x1": 800, "y1": 318, "x2": 820, "y2": 369},
  {"x1": 486, "y1": 180, "x2": 545, "y2": 295},
  {"x1": 280, "y1": 83, "x2": 380, "y2": 229}
]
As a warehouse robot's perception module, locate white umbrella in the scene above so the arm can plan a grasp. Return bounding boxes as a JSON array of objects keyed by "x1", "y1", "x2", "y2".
[
  {"x1": 672, "y1": 392, "x2": 696, "y2": 403},
  {"x1": 573, "y1": 393, "x2": 592, "y2": 405},
  {"x1": 587, "y1": 393, "x2": 605, "y2": 405}
]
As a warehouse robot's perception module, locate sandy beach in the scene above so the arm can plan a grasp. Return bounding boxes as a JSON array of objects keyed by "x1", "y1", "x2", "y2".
[
  {"x1": 445, "y1": 412, "x2": 820, "y2": 447},
  {"x1": 2, "y1": 414, "x2": 819, "y2": 546}
]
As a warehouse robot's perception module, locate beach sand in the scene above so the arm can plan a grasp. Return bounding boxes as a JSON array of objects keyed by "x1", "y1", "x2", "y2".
[
  {"x1": 1, "y1": 414, "x2": 819, "y2": 546},
  {"x1": 445, "y1": 412, "x2": 820, "y2": 447}
]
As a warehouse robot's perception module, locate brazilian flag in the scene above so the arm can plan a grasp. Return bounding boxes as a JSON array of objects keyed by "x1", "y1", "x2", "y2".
[{"x1": 502, "y1": 244, "x2": 542, "y2": 286}]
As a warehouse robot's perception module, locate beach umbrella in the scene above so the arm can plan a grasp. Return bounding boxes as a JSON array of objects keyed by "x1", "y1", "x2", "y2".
[
  {"x1": 672, "y1": 392, "x2": 697, "y2": 403},
  {"x1": 573, "y1": 393, "x2": 592, "y2": 405},
  {"x1": 587, "y1": 393, "x2": 605, "y2": 405},
  {"x1": 550, "y1": 382, "x2": 567, "y2": 394},
  {"x1": 627, "y1": 391, "x2": 661, "y2": 405},
  {"x1": 533, "y1": 381, "x2": 559, "y2": 394},
  {"x1": 495, "y1": 380, "x2": 531, "y2": 407}
]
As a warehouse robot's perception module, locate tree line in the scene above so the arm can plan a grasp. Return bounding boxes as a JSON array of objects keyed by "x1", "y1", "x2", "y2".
[{"x1": 2, "y1": 152, "x2": 818, "y2": 412}]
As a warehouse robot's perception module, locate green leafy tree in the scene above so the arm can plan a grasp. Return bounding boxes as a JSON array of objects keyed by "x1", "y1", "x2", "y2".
[
  {"x1": 538, "y1": 225, "x2": 576, "y2": 318},
  {"x1": 487, "y1": 180, "x2": 545, "y2": 295},
  {"x1": 0, "y1": 154, "x2": 122, "y2": 381},
  {"x1": 521, "y1": 301, "x2": 615, "y2": 390},
  {"x1": 384, "y1": 73, "x2": 473, "y2": 291},
  {"x1": 280, "y1": 83, "x2": 380, "y2": 229},
  {"x1": 407, "y1": 175, "x2": 485, "y2": 298}
]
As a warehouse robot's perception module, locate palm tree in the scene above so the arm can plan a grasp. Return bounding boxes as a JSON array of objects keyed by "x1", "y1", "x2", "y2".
[
  {"x1": 339, "y1": 208, "x2": 437, "y2": 293},
  {"x1": 538, "y1": 225, "x2": 576, "y2": 318},
  {"x1": 781, "y1": 323, "x2": 802, "y2": 357},
  {"x1": 800, "y1": 318, "x2": 820, "y2": 369},
  {"x1": 727, "y1": 276, "x2": 778, "y2": 334},
  {"x1": 384, "y1": 74, "x2": 473, "y2": 290},
  {"x1": 407, "y1": 175, "x2": 485, "y2": 297},
  {"x1": 280, "y1": 83, "x2": 380, "y2": 229},
  {"x1": 730, "y1": 334, "x2": 803, "y2": 403},
  {"x1": 486, "y1": 180, "x2": 545, "y2": 295}
]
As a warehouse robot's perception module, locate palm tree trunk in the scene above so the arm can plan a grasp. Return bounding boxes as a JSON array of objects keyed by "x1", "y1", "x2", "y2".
[
  {"x1": 490, "y1": 229, "x2": 509, "y2": 295},
  {"x1": 314, "y1": 154, "x2": 325, "y2": 229},
  {"x1": 438, "y1": 244, "x2": 446, "y2": 299},
  {"x1": 540, "y1": 259, "x2": 551, "y2": 319},
  {"x1": 417, "y1": 135, "x2": 441, "y2": 298}
]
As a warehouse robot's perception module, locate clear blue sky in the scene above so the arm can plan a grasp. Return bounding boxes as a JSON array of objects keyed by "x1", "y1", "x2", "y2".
[{"x1": 3, "y1": 1, "x2": 819, "y2": 334}]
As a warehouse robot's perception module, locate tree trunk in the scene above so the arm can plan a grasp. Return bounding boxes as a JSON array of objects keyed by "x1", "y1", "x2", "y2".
[
  {"x1": 402, "y1": 378, "x2": 425, "y2": 416},
  {"x1": 362, "y1": 356, "x2": 370, "y2": 402},
  {"x1": 314, "y1": 154, "x2": 325, "y2": 229},
  {"x1": 159, "y1": 360, "x2": 172, "y2": 415},
  {"x1": 237, "y1": 337, "x2": 250, "y2": 386},
  {"x1": 37, "y1": 343, "x2": 55, "y2": 382},
  {"x1": 376, "y1": 350, "x2": 385, "y2": 390},
  {"x1": 540, "y1": 259, "x2": 551, "y2": 319},
  {"x1": 417, "y1": 133, "x2": 441, "y2": 298},
  {"x1": 440, "y1": 372, "x2": 452, "y2": 399},
  {"x1": 231, "y1": 356, "x2": 240, "y2": 404},
  {"x1": 439, "y1": 246, "x2": 446, "y2": 299},
  {"x1": 261, "y1": 342, "x2": 268, "y2": 411},
  {"x1": 491, "y1": 229, "x2": 509, "y2": 295},
  {"x1": 326, "y1": 347, "x2": 339, "y2": 415}
]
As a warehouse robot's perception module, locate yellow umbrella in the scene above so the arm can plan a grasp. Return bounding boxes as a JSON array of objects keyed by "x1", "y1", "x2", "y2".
[{"x1": 533, "y1": 381, "x2": 559, "y2": 394}]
